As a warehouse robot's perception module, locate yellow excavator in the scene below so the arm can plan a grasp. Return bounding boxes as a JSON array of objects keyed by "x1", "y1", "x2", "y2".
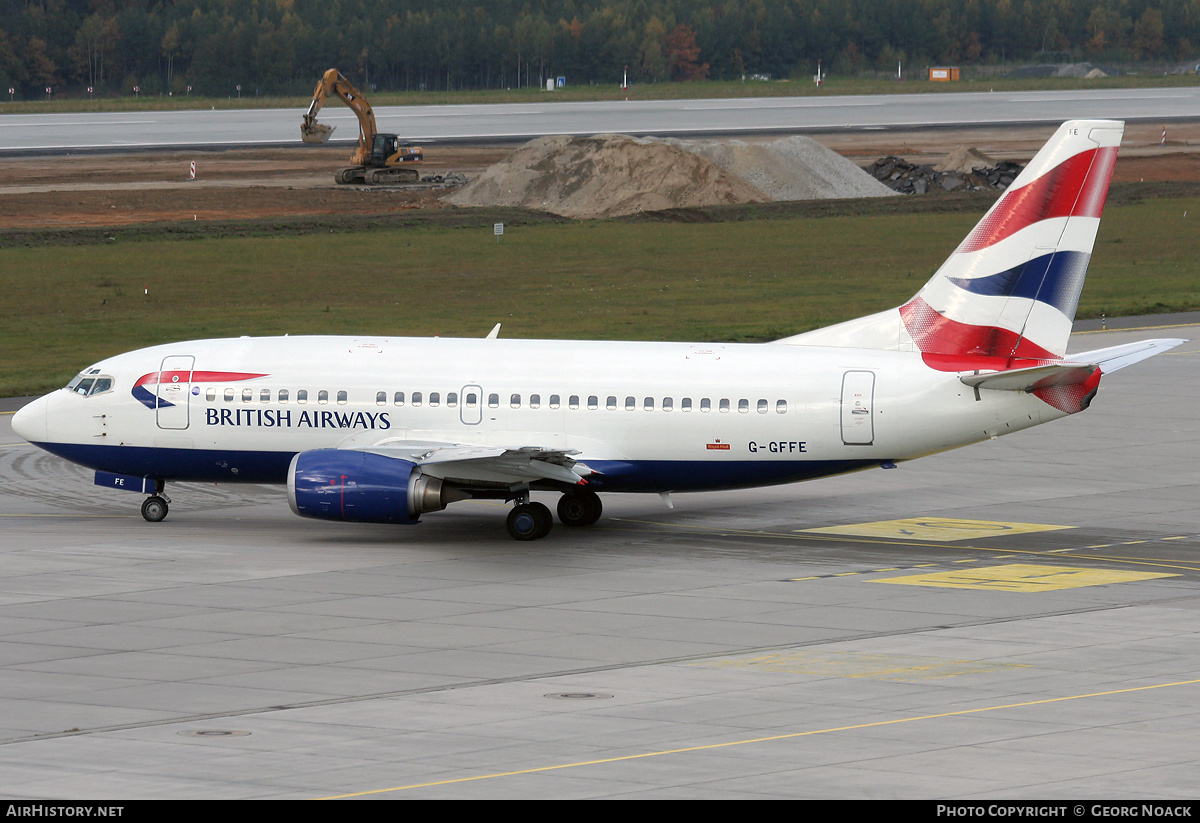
[{"x1": 300, "y1": 68, "x2": 423, "y2": 184}]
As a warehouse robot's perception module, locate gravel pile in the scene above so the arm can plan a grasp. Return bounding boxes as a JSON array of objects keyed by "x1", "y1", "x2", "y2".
[
  {"x1": 658, "y1": 135, "x2": 896, "y2": 201},
  {"x1": 446, "y1": 133, "x2": 895, "y2": 218}
]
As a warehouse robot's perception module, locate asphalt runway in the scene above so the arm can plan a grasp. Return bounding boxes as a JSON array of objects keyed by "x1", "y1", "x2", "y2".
[
  {"x1": 3, "y1": 86, "x2": 1199, "y2": 152},
  {"x1": 1, "y1": 320, "x2": 1197, "y2": 798}
]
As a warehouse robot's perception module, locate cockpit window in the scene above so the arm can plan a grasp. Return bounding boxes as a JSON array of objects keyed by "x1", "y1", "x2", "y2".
[{"x1": 66, "y1": 371, "x2": 113, "y2": 397}]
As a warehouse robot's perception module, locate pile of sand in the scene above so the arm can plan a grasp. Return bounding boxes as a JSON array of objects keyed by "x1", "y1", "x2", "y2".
[
  {"x1": 445, "y1": 133, "x2": 895, "y2": 218},
  {"x1": 934, "y1": 146, "x2": 999, "y2": 173},
  {"x1": 661, "y1": 135, "x2": 896, "y2": 202}
]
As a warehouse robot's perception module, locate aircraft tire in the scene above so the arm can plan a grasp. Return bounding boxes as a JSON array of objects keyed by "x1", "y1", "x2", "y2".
[
  {"x1": 507, "y1": 502, "x2": 552, "y2": 540},
  {"x1": 557, "y1": 491, "x2": 602, "y2": 527},
  {"x1": 141, "y1": 496, "x2": 169, "y2": 523}
]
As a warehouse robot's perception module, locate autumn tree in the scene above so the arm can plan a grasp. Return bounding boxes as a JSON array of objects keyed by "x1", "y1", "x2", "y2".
[{"x1": 665, "y1": 23, "x2": 707, "y2": 81}]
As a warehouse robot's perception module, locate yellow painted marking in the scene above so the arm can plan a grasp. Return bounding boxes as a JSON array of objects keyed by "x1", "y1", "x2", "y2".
[
  {"x1": 695, "y1": 650, "x2": 1029, "y2": 681},
  {"x1": 0, "y1": 513, "x2": 130, "y2": 519},
  {"x1": 318, "y1": 677, "x2": 1200, "y2": 798},
  {"x1": 875, "y1": 563, "x2": 1176, "y2": 592},
  {"x1": 1075, "y1": 321, "x2": 1200, "y2": 334},
  {"x1": 801, "y1": 517, "x2": 1073, "y2": 542},
  {"x1": 609, "y1": 519, "x2": 1200, "y2": 573}
]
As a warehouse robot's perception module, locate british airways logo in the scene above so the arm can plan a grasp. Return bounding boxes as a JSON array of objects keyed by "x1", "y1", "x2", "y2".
[
  {"x1": 132, "y1": 371, "x2": 268, "y2": 409},
  {"x1": 205, "y1": 408, "x2": 391, "y2": 430}
]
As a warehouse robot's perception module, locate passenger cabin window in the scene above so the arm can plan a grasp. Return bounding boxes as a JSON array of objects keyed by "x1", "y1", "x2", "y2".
[
  {"x1": 700, "y1": 398, "x2": 711, "y2": 412},
  {"x1": 318, "y1": 390, "x2": 329, "y2": 404},
  {"x1": 549, "y1": 395, "x2": 560, "y2": 409},
  {"x1": 738, "y1": 399, "x2": 749, "y2": 413},
  {"x1": 376, "y1": 392, "x2": 386, "y2": 405},
  {"x1": 488, "y1": 393, "x2": 499, "y2": 408},
  {"x1": 720, "y1": 399, "x2": 731, "y2": 413},
  {"x1": 644, "y1": 397, "x2": 654, "y2": 411},
  {"x1": 588, "y1": 396, "x2": 598, "y2": 410},
  {"x1": 758, "y1": 399, "x2": 768, "y2": 414},
  {"x1": 260, "y1": 389, "x2": 271, "y2": 403},
  {"x1": 510, "y1": 394, "x2": 520, "y2": 408},
  {"x1": 681, "y1": 398, "x2": 692, "y2": 412},
  {"x1": 776, "y1": 400, "x2": 787, "y2": 414},
  {"x1": 224, "y1": 388, "x2": 234, "y2": 402},
  {"x1": 464, "y1": 392, "x2": 477, "y2": 407},
  {"x1": 206, "y1": 388, "x2": 216, "y2": 401},
  {"x1": 447, "y1": 392, "x2": 458, "y2": 407},
  {"x1": 278, "y1": 389, "x2": 289, "y2": 403},
  {"x1": 569, "y1": 395, "x2": 580, "y2": 410},
  {"x1": 297, "y1": 390, "x2": 308, "y2": 404},
  {"x1": 242, "y1": 388, "x2": 253, "y2": 402},
  {"x1": 663, "y1": 397, "x2": 673, "y2": 411},
  {"x1": 530, "y1": 394, "x2": 540, "y2": 409},
  {"x1": 607, "y1": 396, "x2": 617, "y2": 411},
  {"x1": 429, "y1": 392, "x2": 440, "y2": 407},
  {"x1": 337, "y1": 391, "x2": 347, "y2": 404},
  {"x1": 394, "y1": 392, "x2": 404, "y2": 406},
  {"x1": 412, "y1": 392, "x2": 423, "y2": 406}
]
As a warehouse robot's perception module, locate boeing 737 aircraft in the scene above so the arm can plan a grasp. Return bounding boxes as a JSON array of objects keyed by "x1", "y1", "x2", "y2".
[{"x1": 12, "y1": 120, "x2": 1184, "y2": 540}]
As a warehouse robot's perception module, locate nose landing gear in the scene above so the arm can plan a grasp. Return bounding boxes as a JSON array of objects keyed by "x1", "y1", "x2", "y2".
[
  {"x1": 140, "y1": 480, "x2": 170, "y2": 522},
  {"x1": 141, "y1": 495, "x2": 169, "y2": 522}
]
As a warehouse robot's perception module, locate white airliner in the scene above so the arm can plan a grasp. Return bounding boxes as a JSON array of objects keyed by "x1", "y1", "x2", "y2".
[{"x1": 12, "y1": 120, "x2": 1184, "y2": 540}]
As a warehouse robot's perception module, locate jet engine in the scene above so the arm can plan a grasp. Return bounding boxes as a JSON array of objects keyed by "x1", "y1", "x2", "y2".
[{"x1": 287, "y1": 449, "x2": 467, "y2": 524}]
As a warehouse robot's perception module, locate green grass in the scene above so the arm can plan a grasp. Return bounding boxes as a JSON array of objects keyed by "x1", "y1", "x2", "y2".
[
  {"x1": 2, "y1": 74, "x2": 1196, "y2": 115},
  {"x1": 2, "y1": 194, "x2": 1197, "y2": 396}
]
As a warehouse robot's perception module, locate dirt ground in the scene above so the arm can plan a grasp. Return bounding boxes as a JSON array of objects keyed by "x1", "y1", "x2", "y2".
[{"x1": 1, "y1": 122, "x2": 1197, "y2": 229}]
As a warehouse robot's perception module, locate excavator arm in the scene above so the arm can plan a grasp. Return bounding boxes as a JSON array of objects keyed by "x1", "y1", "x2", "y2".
[{"x1": 300, "y1": 68, "x2": 377, "y2": 167}]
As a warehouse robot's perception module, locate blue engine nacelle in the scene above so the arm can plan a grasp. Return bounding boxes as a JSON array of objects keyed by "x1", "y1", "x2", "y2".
[{"x1": 287, "y1": 450, "x2": 464, "y2": 524}]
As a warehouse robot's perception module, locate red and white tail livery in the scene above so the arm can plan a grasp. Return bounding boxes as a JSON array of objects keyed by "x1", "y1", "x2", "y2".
[{"x1": 12, "y1": 120, "x2": 1185, "y2": 540}]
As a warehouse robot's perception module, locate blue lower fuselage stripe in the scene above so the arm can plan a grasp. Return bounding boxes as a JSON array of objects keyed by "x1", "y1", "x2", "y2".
[{"x1": 31, "y1": 441, "x2": 882, "y2": 493}]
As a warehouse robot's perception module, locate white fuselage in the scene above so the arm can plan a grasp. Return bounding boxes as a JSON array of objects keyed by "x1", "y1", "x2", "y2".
[{"x1": 15, "y1": 335, "x2": 1062, "y2": 493}]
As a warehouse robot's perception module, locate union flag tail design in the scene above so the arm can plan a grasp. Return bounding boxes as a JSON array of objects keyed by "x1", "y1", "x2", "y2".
[{"x1": 781, "y1": 120, "x2": 1124, "y2": 365}]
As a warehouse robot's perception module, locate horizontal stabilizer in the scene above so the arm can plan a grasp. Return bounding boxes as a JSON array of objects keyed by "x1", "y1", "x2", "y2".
[
  {"x1": 1067, "y1": 338, "x2": 1187, "y2": 373},
  {"x1": 960, "y1": 337, "x2": 1186, "y2": 393},
  {"x1": 960, "y1": 363, "x2": 1097, "y2": 392}
]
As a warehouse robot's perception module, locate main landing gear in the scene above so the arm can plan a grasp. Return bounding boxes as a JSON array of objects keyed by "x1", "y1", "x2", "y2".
[{"x1": 505, "y1": 490, "x2": 603, "y2": 540}]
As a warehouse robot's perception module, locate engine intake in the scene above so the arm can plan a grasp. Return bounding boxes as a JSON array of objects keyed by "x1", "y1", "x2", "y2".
[{"x1": 287, "y1": 450, "x2": 466, "y2": 524}]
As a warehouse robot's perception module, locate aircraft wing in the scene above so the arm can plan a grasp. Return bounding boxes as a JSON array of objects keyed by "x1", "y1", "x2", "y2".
[{"x1": 350, "y1": 440, "x2": 591, "y2": 487}]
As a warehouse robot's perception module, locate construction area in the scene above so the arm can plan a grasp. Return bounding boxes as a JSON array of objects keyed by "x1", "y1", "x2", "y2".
[{"x1": 1, "y1": 122, "x2": 1198, "y2": 230}]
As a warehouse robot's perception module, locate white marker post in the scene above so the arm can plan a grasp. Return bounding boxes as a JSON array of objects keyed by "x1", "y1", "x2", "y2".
[{"x1": 189, "y1": 161, "x2": 196, "y2": 180}]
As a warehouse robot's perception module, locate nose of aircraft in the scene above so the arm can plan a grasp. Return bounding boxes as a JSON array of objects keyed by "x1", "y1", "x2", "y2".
[{"x1": 11, "y1": 394, "x2": 50, "y2": 443}]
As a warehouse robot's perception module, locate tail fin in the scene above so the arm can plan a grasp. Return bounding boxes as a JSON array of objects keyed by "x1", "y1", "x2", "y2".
[{"x1": 779, "y1": 120, "x2": 1123, "y2": 363}]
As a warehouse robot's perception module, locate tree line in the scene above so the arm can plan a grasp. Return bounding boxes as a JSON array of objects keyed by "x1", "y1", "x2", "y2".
[{"x1": 1, "y1": 0, "x2": 1197, "y2": 99}]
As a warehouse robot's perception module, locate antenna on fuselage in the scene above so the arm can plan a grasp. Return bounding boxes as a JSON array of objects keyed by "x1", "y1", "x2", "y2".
[{"x1": 486, "y1": 323, "x2": 501, "y2": 339}]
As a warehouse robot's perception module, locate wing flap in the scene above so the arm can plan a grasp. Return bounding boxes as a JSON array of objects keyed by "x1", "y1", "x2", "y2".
[{"x1": 350, "y1": 439, "x2": 590, "y2": 487}]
